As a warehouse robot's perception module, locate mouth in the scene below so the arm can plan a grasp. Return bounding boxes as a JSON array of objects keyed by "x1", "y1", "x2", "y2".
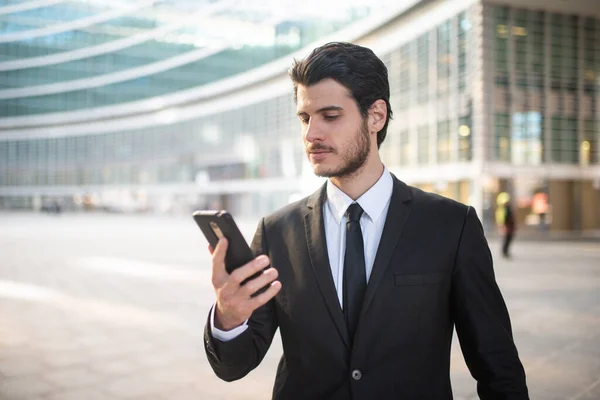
[{"x1": 308, "y1": 150, "x2": 331, "y2": 162}]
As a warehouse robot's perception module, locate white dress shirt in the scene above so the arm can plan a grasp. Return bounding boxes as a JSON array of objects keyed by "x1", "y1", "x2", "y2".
[{"x1": 211, "y1": 166, "x2": 394, "y2": 341}]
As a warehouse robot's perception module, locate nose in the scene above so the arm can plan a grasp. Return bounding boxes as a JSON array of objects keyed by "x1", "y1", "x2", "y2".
[{"x1": 305, "y1": 120, "x2": 324, "y2": 143}]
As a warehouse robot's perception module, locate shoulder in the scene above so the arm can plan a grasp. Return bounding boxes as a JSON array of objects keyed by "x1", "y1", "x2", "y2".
[
  {"x1": 397, "y1": 184, "x2": 482, "y2": 251},
  {"x1": 403, "y1": 183, "x2": 471, "y2": 228},
  {"x1": 409, "y1": 185, "x2": 468, "y2": 212},
  {"x1": 261, "y1": 195, "x2": 311, "y2": 229}
]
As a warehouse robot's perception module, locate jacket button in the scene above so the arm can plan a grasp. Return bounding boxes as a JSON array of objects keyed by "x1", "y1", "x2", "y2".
[{"x1": 351, "y1": 369, "x2": 362, "y2": 381}]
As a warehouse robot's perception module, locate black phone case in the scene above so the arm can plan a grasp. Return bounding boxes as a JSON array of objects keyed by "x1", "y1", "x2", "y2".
[
  {"x1": 193, "y1": 210, "x2": 270, "y2": 296},
  {"x1": 192, "y1": 210, "x2": 254, "y2": 274}
]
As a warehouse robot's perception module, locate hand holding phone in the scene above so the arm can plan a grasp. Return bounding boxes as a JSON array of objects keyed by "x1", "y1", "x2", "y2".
[
  {"x1": 193, "y1": 210, "x2": 282, "y2": 331},
  {"x1": 193, "y1": 210, "x2": 254, "y2": 273}
]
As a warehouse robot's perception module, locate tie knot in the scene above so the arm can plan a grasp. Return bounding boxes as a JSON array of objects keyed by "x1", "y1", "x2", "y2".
[{"x1": 346, "y1": 203, "x2": 364, "y2": 222}]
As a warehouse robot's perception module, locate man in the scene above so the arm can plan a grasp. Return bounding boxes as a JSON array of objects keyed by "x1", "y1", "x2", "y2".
[
  {"x1": 495, "y1": 192, "x2": 516, "y2": 259},
  {"x1": 204, "y1": 42, "x2": 528, "y2": 399},
  {"x1": 502, "y1": 197, "x2": 516, "y2": 259}
]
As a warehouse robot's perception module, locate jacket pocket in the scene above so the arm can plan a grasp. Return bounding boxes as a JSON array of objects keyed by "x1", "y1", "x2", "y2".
[{"x1": 394, "y1": 272, "x2": 446, "y2": 286}]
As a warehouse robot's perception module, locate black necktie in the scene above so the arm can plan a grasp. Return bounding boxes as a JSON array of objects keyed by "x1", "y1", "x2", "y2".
[{"x1": 343, "y1": 202, "x2": 366, "y2": 343}]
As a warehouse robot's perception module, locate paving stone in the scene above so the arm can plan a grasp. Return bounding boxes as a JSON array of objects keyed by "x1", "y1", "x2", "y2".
[
  {"x1": 85, "y1": 345, "x2": 130, "y2": 360},
  {"x1": 133, "y1": 352, "x2": 182, "y2": 369},
  {"x1": 44, "y1": 388, "x2": 118, "y2": 400},
  {"x1": 0, "y1": 358, "x2": 45, "y2": 377},
  {"x1": 0, "y1": 213, "x2": 598, "y2": 400},
  {"x1": 88, "y1": 359, "x2": 141, "y2": 376},
  {"x1": 127, "y1": 396, "x2": 167, "y2": 400},
  {"x1": 75, "y1": 335, "x2": 112, "y2": 348},
  {"x1": 146, "y1": 365, "x2": 203, "y2": 386},
  {"x1": 42, "y1": 350, "x2": 91, "y2": 368},
  {"x1": 572, "y1": 380, "x2": 600, "y2": 400},
  {"x1": 0, "y1": 376, "x2": 56, "y2": 398},
  {"x1": 42, "y1": 367, "x2": 104, "y2": 389},
  {"x1": 103, "y1": 374, "x2": 173, "y2": 398}
]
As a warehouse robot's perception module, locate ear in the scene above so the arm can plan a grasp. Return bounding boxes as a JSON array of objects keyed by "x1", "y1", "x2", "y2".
[{"x1": 368, "y1": 100, "x2": 387, "y2": 135}]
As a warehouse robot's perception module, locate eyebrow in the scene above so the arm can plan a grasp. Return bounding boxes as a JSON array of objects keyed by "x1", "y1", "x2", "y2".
[{"x1": 296, "y1": 105, "x2": 344, "y2": 116}]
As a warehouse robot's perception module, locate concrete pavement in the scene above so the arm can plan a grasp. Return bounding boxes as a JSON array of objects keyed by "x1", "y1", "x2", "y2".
[{"x1": 0, "y1": 212, "x2": 598, "y2": 400}]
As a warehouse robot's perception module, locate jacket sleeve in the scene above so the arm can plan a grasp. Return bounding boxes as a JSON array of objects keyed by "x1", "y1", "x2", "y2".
[
  {"x1": 203, "y1": 217, "x2": 279, "y2": 382},
  {"x1": 450, "y1": 206, "x2": 529, "y2": 399}
]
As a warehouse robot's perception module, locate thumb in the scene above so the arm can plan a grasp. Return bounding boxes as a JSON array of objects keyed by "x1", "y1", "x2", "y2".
[{"x1": 211, "y1": 238, "x2": 229, "y2": 282}]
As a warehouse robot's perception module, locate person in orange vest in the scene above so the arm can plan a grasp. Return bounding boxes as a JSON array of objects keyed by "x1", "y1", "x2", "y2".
[{"x1": 532, "y1": 192, "x2": 549, "y2": 231}]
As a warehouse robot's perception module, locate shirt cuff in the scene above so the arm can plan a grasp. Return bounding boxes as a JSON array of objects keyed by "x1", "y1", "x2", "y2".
[{"x1": 210, "y1": 304, "x2": 249, "y2": 342}]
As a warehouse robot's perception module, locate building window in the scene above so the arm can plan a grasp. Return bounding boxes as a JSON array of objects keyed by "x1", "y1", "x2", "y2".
[
  {"x1": 458, "y1": 12, "x2": 470, "y2": 92},
  {"x1": 582, "y1": 119, "x2": 598, "y2": 165},
  {"x1": 495, "y1": 113, "x2": 510, "y2": 161},
  {"x1": 529, "y1": 10, "x2": 545, "y2": 88},
  {"x1": 513, "y1": 9, "x2": 528, "y2": 87},
  {"x1": 563, "y1": 15, "x2": 579, "y2": 91},
  {"x1": 583, "y1": 17, "x2": 599, "y2": 94},
  {"x1": 551, "y1": 116, "x2": 578, "y2": 163},
  {"x1": 399, "y1": 130, "x2": 410, "y2": 166},
  {"x1": 512, "y1": 111, "x2": 543, "y2": 165},
  {"x1": 399, "y1": 44, "x2": 411, "y2": 109},
  {"x1": 437, "y1": 120, "x2": 451, "y2": 163},
  {"x1": 417, "y1": 33, "x2": 429, "y2": 103},
  {"x1": 550, "y1": 14, "x2": 579, "y2": 91},
  {"x1": 437, "y1": 21, "x2": 451, "y2": 95},
  {"x1": 550, "y1": 14, "x2": 564, "y2": 90},
  {"x1": 494, "y1": 5, "x2": 509, "y2": 87},
  {"x1": 458, "y1": 116, "x2": 472, "y2": 161},
  {"x1": 417, "y1": 126, "x2": 430, "y2": 164}
]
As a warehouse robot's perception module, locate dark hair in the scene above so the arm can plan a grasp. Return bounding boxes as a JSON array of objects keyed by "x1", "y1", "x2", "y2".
[{"x1": 289, "y1": 42, "x2": 393, "y2": 148}]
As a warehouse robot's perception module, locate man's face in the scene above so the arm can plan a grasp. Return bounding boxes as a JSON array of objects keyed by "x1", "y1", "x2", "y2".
[{"x1": 296, "y1": 79, "x2": 371, "y2": 179}]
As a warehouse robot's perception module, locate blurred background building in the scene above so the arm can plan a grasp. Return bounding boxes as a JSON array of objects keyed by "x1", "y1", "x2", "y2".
[{"x1": 0, "y1": 0, "x2": 599, "y2": 233}]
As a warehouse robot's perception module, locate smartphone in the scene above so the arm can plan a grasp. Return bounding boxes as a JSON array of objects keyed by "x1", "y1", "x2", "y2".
[{"x1": 193, "y1": 210, "x2": 269, "y2": 294}]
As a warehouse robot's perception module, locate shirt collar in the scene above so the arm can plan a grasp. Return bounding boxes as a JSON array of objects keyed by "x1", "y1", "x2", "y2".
[{"x1": 326, "y1": 166, "x2": 393, "y2": 225}]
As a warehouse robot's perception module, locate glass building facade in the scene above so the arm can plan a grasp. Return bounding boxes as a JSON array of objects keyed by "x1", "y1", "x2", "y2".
[{"x1": 1, "y1": 0, "x2": 599, "y2": 232}]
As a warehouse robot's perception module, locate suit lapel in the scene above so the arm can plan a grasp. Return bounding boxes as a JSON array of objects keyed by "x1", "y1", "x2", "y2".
[
  {"x1": 304, "y1": 184, "x2": 351, "y2": 349},
  {"x1": 359, "y1": 175, "x2": 412, "y2": 324}
]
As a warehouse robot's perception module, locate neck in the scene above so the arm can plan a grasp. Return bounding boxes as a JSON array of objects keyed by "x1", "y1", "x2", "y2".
[{"x1": 329, "y1": 152, "x2": 384, "y2": 201}]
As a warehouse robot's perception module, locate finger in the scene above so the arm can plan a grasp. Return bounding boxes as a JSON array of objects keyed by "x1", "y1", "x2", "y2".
[
  {"x1": 208, "y1": 244, "x2": 214, "y2": 255},
  {"x1": 242, "y1": 267, "x2": 278, "y2": 296},
  {"x1": 248, "y1": 281, "x2": 281, "y2": 310},
  {"x1": 211, "y1": 238, "x2": 228, "y2": 277},
  {"x1": 230, "y1": 255, "x2": 270, "y2": 285}
]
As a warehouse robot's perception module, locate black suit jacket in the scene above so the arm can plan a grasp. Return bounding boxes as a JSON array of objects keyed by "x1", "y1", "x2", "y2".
[{"x1": 204, "y1": 175, "x2": 528, "y2": 399}]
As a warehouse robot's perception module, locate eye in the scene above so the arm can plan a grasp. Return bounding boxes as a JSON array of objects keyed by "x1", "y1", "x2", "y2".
[
  {"x1": 298, "y1": 115, "x2": 309, "y2": 124},
  {"x1": 324, "y1": 115, "x2": 339, "y2": 121}
]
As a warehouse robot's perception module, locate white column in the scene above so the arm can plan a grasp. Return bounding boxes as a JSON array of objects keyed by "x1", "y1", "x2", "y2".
[
  {"x1": 469, "y1": 1, "x2": 489, "y2": 218},
  {"x1": 429, "y1": 26, "x2": 438, "y2": 165},
  {"x1": 430, "y1": 27, "x2": 438, "y2": 166},
  {"x1": 409, "y1": 39, "x2": 419, "y2": 167},
  {"x1": 450, "y1": 13, "x2": 460, "y2": 164}
]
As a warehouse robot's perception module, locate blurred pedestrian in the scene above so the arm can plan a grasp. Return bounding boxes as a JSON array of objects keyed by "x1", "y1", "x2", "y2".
[
  {"x1": 496, "y1": 192, "x2": 516, "y2": 259},
  {"x1": 532, "y1": 191, "x2": 549, "y2": 231}
]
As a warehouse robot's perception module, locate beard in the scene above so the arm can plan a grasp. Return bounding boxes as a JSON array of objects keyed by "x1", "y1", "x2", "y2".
[{"x1": 309, "y1": 118, "x2": 371, "y2": 179}]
